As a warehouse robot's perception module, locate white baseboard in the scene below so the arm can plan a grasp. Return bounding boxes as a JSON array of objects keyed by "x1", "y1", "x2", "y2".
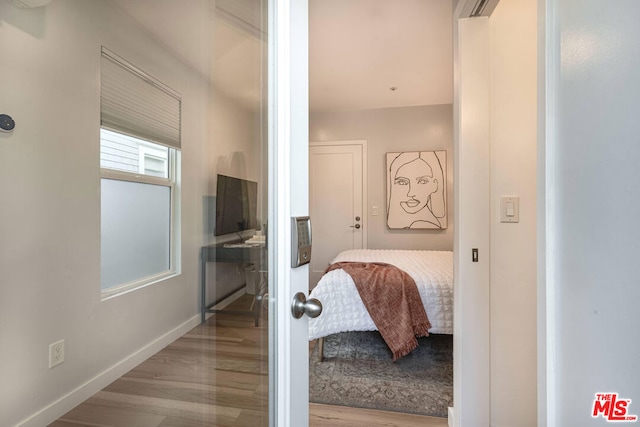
[
  {"x1": 17, "y1": 315, "x2": 201, "y2": 427},
  {"x1": 203, "y1": 286, "x2": 248, "y2": 321},
  {"x1": 210, "y1": 286, "x2": 247, "y2": 311},
  {"x1": 448, "y1": 406, "x2": 455, "y2": 427}
]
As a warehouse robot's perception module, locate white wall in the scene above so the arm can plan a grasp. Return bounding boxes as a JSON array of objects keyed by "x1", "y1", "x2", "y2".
[
  {"x1": 489, "y1": 0, "x2": 538, "y2": 425},
  {"x1": 546, "y1": 0, "x2": 640, "y2": 425},
  {"x1": 0, "y1": 1, "x2": 260, "y2": 425},
  {"x1": 207, "y1": 87, "x2": 263, "y2": 194},
  {"x1": 309, "y1": 105, "x2": 454, "y2": 251}
]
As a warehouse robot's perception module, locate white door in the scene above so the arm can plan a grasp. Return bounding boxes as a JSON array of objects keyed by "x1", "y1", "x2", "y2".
[
  {"x1": 309, "y1": 142, "x2": 366, "y2": 288},
  {"x1": 269, "y1": 0, "x2": 312, "y2": 425}
]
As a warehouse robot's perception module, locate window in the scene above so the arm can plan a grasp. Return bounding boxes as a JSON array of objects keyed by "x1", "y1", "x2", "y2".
[{"x1": 100, "y1": 48, "x2": 181, "y2": 298}]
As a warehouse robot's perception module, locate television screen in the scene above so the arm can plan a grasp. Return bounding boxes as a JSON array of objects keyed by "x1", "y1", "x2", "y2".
[{"x1": 215, "y1": 174, "x2": 258, "y2": 236}]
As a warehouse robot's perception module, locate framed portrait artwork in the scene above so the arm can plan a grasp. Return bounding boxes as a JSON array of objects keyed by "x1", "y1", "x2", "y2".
[{"x1": 386, "y1": 151, "x2": 447, "y2": 230}]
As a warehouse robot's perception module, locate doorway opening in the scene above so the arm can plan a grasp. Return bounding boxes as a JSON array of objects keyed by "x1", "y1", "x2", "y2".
[{"x1": 307, "y1": 0, "x2": 455, "y2": 421}]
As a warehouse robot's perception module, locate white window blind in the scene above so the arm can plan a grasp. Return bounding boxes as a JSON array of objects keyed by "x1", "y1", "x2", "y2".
[{"x1": 101, "y1": 47, "x2": 181, "y2": 149}]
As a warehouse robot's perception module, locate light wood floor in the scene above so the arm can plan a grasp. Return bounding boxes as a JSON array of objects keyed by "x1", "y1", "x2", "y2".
[{"x1": 51, "y1": 296, "x2": 447, "y2": 427}]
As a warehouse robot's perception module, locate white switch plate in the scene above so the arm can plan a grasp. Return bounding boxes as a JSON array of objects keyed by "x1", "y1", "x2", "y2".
[
  {"x1": 500, "y1": 196, "x2": 519, "y2": 223},
  {"x1": 371, "y1": 205, "x2": 379, "y2": 216}
]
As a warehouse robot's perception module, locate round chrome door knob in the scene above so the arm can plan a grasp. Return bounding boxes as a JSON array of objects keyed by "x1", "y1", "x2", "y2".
[{"x1": 291, "y1": 292, "x2": 323, "y2": 319}]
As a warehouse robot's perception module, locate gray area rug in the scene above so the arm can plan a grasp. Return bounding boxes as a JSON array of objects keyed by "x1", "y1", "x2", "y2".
[{"x1": 309, "y1": 331, "x2": 453, "y2": 417}]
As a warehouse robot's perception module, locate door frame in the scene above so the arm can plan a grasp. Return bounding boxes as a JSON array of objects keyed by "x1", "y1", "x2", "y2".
[
  {"x1": 309, "y1": 139, "x2": 368, "y2": 250},
  {"x1": 452, "y1": 2, "x2": 493, "y2": 426},
  {"x1": 269, "y1": 0, "x2": 310, "y2": 425}
]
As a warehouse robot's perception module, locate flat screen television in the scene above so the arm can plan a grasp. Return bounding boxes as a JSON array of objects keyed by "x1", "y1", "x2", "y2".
[{"x1": 215, "y1": 174, "x2": 258, "y2": 236}]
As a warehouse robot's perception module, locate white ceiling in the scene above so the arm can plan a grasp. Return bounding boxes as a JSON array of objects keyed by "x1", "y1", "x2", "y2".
[
  {"x1": 310, "y1": 0, "x2": 453, "y2": 112},
  {"x1": 109, "y1": 0, "x2": 453, "y2": 112}
]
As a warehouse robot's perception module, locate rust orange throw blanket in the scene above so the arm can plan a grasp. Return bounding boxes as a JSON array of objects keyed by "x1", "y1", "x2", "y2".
[{"x1": 325, "y1": 262, "x2": 431, "y2": 360}]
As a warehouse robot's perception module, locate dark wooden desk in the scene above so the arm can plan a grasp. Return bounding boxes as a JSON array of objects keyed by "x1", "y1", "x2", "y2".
[{"x1": 201, "y1": 241, "x2": 266, "y2": 325}]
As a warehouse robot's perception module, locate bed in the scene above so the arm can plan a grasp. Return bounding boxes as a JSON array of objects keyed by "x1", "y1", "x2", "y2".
[{"x1": 308, "y1": 249, "x2": 454, "y2": 349}]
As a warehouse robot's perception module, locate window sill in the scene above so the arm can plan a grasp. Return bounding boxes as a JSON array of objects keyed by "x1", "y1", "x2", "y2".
[{"x1": 101, "y1": 270, "x2": 179, "y2": 301}]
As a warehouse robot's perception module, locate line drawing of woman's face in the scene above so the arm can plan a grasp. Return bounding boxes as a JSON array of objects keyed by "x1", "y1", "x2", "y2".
[
  {"x1": 394, "y1": 158, "x2": 439, "y2": 215},
  {"x1": 386, "y1": 150, "x2": 446, "y2": 230}
]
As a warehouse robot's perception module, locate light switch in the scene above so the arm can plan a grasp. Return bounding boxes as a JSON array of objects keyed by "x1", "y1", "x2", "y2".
[
  {"x1": 371, "y1": 205, "x2": 379, "y2": 216},
  {"x1": 500, "y1": 196, "x2": 519, "y2": 223},
  {"x1": 506, "y1": 201, "x2": 515, "y2": 217}
]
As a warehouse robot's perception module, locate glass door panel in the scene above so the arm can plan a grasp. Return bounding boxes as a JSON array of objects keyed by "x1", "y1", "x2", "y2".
[
  {"x1": 203, "y1": 0, "x2": 271, "y2": 425},
  {"x1": 1, "y1": 0, "x2": 310, "y2": 425}
]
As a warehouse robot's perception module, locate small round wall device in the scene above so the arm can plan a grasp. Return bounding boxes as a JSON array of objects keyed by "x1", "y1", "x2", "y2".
[{"x1": 0, "y1": 114, "x2": 16, "y2": 133}]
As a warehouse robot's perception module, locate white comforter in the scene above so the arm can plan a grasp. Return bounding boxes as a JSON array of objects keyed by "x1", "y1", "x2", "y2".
[{"x1": 308, "y1": 249, "x2": 453, "y2": 340}]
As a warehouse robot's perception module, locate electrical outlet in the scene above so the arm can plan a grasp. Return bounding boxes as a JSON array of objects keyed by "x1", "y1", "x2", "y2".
[{"x1": 49, "y1": 339, "x2": 64, "y2": 368}]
